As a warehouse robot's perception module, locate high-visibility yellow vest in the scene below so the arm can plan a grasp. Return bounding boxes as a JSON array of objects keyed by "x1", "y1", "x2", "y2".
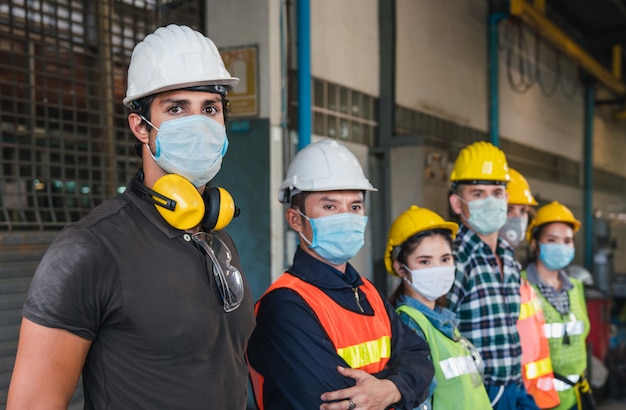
[
  {"x1": 523, "y1": 273, "x2": 590, "y2": 410},
  {"x1": 396, "y1": 304, "x2": 492, "y2": 410}
]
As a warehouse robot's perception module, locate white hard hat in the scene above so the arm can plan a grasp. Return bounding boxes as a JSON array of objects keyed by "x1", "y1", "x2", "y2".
[
  {"x1": 278, "y1": 139, "x2": 377, "y2": 204},
  {"x1": 123, "y1": 24, "x2": 239, "y2": 107}
]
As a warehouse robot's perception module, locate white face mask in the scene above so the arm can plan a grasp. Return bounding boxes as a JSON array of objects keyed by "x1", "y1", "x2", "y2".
[{"x1": 403, "y1": 265, "x2": 456, "y2": 301}]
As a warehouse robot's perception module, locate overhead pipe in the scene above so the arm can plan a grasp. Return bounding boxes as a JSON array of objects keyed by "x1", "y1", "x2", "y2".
[
  {"x1": 374, "y1": 0, "x2": 396, "y2": 296},
  {"x1": 583, "y1": 84, "x2": 595, "y2": 270},
  {"x1": 296, "y1": 0, "x2": 311, "y2": 150},
  {"x1": 508, "y1": 0, "x2": 600, "y2": 266},
  {"x1": 509, "y1": 0, "x2": 626, "y2": 96},
  {"x1": 487, "y1": 12, "x2": 509, "y2": 146},
  {"x1": 613, "y1": 45, "x2": 622, "y2": 79}
]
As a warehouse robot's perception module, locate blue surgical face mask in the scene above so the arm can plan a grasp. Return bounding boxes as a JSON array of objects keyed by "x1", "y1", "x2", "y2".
[
  {"x1": 298, "y1": 211, "x2": 368, "y2": 265},
  {"x1": 498, "y1": 216, "x2": 528, "y2": 248},
  {"x1": 143, "y1": 115, "x2": 228, "y2": 188},
  {"x1": 539, "y1": 243, "x2": 575, "y2": 271},
  {"x1": 460, "y1": 196, "x2": 507, "y2": 235}
]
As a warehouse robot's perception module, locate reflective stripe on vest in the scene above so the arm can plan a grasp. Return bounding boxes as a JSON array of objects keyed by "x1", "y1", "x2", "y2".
[
  {"x1": 519, "y1": 294, "x2": 542, "y2": 321},
  {"x1": 543, "y1": 320, "x2": 585, "y2": 338},
  {"x1": 536, "y1": 376, "x2": 557, "y2": 392},
  {"x1": 524, "y1": 356, "x2": 552, "y2": 380},
  {"x1": 337, "y1": 335, "x2": 391, "y2": 369},
  {"x1": 439, "y1": 355, "x2": 479, "y2": 380},
  {"x1": 552, "y1": 374, "x2": 580, "y2": 391},
  {"x1": 258, "y1": 273, "x2": 392, "y2": 373}
]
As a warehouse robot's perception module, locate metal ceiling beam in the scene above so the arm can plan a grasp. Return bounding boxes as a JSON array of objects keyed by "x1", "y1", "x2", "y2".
[
  {"x1": 614, "y1": 45, "x2": 622, "y2": 79},
  {"x1": 510, "y1": 0, "x2": 626, "y2": 96}
]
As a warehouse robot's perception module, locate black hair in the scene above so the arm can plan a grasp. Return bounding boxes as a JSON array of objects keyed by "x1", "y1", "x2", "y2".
[{"x1": 290, "y1": 192, "x2": 312, "y2": 214}]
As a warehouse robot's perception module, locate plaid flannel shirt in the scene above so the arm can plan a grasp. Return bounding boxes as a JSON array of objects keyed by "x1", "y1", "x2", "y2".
[{"x1": 446, "y1": 224, "x2": 522, "y2": 386}]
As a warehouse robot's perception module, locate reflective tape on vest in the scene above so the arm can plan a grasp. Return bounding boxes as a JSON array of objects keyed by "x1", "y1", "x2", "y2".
[
  {"x1": 543, "y1": 320, "x2": 585, "y2": 338},
  {"x1": 519, "y1": 296, "x2": 542, "y2": 321},
  {"x1": 336, "y1": 335, "x2": 391, "y2": 369},
  {"x1": 439, "y1": 355, "x2": 479, "y2": 380},
  {"x1": 552, "y1": 374, "x2": 579, "y2": 391},
  {"x1": 536, "y1": 376, "x2": 557, "y2": 392},
  {"x1": 525, "y1": 357, "x2": 553, "y2": 380}
]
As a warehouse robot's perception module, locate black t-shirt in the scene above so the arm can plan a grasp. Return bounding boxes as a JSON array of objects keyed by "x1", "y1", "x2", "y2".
[{"x1": 23, "y1": 182, "x2": 255, "y2": 409}]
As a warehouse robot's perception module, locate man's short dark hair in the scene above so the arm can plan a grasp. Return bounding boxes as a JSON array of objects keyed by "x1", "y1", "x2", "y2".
[{"x1": 290, "y1": 192, "x2": 311, "y2": 214}]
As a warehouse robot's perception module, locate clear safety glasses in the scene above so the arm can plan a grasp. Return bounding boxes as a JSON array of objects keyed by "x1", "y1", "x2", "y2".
[{"x1": 192, "y1": 231, "x2": 244, "y2": 312}]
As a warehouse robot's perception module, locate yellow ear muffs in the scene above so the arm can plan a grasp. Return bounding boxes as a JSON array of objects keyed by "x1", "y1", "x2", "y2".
[
  {"x1": 131, "y1": 173, "x2": 239, "y2": 231},
  {"x1": 152, "y1": 174, "x2": 205, "y2": 230},
  {"x1": 202, "y1": 186, "x2": 240, "y2": 231}
]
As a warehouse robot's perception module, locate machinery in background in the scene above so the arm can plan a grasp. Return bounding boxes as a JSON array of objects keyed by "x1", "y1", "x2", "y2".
[{"x1": 592, "y1": 218, "x2": 615, "y2": 296}]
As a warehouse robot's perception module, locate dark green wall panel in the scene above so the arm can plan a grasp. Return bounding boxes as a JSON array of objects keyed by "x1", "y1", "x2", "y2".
[{"x1": 214, "y1": 119, "x2": 272, "y2": 303}]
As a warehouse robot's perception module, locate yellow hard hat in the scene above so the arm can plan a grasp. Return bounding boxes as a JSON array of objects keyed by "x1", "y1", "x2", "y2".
[
  {"x1": 507, "y1": 168, "x2": 537, "y2": 206},
  {"x1": 450, "y1": 141, "x2": 510, "y2": 184},
  {"x1": 385, "y1": 205, "x2": 458, "y2": 275},
  {"x1": 525, "y1": 201, "x2": 580, "y2": 242}
]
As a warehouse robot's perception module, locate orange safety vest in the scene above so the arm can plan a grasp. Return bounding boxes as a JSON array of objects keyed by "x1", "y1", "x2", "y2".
[
  {"x1": 249, "y1": 273, "x2": 392, "y2": 408},
  {"x1": 517, "y1": 279, "x2": 560, "y2": 409}
]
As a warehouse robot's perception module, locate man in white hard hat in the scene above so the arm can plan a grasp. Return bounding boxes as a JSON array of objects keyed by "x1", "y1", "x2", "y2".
[
  {"x1": 247, "y1": 139, "x2": 433, "y2": 410},
  {"x1": 8, "y1": 25, "x2": 255, "y2": 409}
]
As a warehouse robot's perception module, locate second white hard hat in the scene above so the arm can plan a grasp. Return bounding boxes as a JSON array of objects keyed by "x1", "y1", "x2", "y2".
[
  {"x1": 278, "y1": 139, "x2": 377, "y2": 204},
  {"x1": 123, "y1": 24, "x2": 239, "y2": 107}
]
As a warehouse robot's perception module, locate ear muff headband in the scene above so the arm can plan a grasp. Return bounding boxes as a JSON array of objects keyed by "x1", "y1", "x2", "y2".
[{"x1": 131, "y1": 177, "x2": 177, "y2": 211}]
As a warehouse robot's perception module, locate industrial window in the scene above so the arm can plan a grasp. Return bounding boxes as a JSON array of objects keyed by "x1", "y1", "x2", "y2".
[
  {"x1": 289, "y1": 70, "x2": 379, "y2": 147},
  {"x1": 0, "y1": 0, "x2": 204, "y2": 231},
  {"x1": 312, "y1": 78, "x2": 378, "y2": 146}
]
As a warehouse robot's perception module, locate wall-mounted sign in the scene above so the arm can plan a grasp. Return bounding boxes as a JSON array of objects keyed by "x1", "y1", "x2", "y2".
[{"x1": 220, "y1": 45, "x2": 258, "y2": 117}]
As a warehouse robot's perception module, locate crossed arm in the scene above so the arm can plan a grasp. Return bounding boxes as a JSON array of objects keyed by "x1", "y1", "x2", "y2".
[
  {"x1": 320, "y1": 366, "x2": 402, "y2": 410},
  {"x1": 247, "y1": 289, "x2": 432, "y2": 409}
]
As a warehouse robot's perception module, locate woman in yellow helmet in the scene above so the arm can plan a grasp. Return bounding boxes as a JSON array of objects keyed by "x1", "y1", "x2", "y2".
[
  {"x1": 523, "y1": 202, "x2": 592, "y2": 410},
  {"x1": 387, "y1": 205, "x2": 492, "y2": 409}
]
